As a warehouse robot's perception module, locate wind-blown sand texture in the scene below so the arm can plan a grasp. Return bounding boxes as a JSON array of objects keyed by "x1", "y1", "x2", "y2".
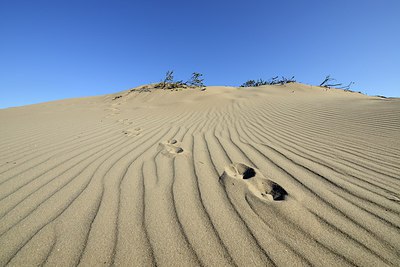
[{"x1": 0, "y1": 83, "x2": 399, "y2": 266}]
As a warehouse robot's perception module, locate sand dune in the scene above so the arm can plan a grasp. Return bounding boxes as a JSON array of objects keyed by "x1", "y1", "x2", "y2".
[{"x1": 0, "y1": 83, "x2": 399, "y2": 266}]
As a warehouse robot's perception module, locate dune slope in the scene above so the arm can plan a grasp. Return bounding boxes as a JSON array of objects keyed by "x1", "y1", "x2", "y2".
[{"x1": 0, "y1": 83, "x2": 399, "y2": 266}]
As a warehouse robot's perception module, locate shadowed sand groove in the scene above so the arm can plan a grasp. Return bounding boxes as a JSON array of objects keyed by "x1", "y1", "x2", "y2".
[{"x1": 0, "y1": 83, "x2": 399, "y2": 266}]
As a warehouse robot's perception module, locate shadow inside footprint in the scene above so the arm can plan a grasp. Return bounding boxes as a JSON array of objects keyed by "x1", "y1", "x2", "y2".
[
  {"x1": 243, "y1": 167, "x2": 256, "y2": 179},
  {"x1": 220, "y1": 163, "x2": 288, "y2": 201},
  {"x1": 266, "y1": 182, "x2": 287, "y2": 201},
  {"x1": 175, "y1": 147, "x2": 184, "y2": 153},
  {"x1": 168, "y1": 139, "x2": 178, "y2": 145}
]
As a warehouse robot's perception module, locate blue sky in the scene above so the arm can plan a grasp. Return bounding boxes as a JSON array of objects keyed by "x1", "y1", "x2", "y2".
[{"x1": 1, "y1": 0, "x2": 399, "y2": 108}]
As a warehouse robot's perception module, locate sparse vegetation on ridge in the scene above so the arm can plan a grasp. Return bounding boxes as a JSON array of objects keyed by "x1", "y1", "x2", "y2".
[
  {"x1": 187, "y1": 72, "x2": 204, "y2": 87},
  {"x1": 239, "y1": 74, "x2": 360, "y2": 93},
  {"x1": 126, "y1": 71, "x2": 362, "y2": 95},
  {"x1": 154, "y1": 70, "x2": 205, "y2": 90},
  {"x1": 319, "y1": 75, "x2": 355, "y2": 91},
  {"x1": 240, "y1": 76, "x2": 296, "y2": 87}
]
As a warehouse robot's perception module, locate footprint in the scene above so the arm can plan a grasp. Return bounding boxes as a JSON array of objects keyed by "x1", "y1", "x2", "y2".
[
  {"x1": 220, "y1": 163, "x2": 287, "y2": 201},
  {"x1": 122, "y1": 127, "x2": 142, "y2": 137},
  {"x1": 158, "y1": 139, "x2": 184, "y2": 157},
  {"x1": 167, "y1": 139, "x2": 178, "y2": 145},
  {"x1": 117, "y1": 118, "x2": 133, "y2": 125}
]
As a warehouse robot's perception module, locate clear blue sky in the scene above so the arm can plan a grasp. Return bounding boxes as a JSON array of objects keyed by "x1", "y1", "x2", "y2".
[{"x1": 1, "y1": 0, "x2": 399, "y2": 108}]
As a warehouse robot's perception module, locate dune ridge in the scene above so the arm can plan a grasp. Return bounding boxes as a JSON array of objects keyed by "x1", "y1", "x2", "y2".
[{"x1": 0, "y1": 83, "x2": 399, "y2": 266}]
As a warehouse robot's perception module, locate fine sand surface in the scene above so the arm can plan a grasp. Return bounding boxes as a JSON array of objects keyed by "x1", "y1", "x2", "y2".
[{"x1": 0, "y1": 83, "x2": 399, "y2": 266}]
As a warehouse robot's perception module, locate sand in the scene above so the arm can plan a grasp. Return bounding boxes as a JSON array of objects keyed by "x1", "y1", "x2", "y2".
[{"x1": 0, "y1": 83, "x2": 399, "y2": 266}]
